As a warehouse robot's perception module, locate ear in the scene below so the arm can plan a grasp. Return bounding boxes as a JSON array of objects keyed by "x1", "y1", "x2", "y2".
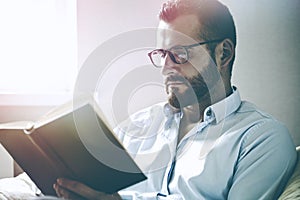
[{"x1": 217, "y1": 39, "x2": 235, "y2": 68}]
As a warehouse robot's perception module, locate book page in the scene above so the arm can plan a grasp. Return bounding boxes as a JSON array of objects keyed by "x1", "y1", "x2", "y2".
[{"x1": 0, "y1": 121, "x2": 32, "y2": 130}]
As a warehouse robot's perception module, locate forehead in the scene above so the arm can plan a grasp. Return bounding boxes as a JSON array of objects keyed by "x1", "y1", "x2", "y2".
[{"x1": 157, "y1": 14, "x2": 201, "y2": 48}]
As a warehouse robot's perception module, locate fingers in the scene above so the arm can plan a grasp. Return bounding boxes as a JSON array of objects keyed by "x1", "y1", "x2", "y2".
[
  {"x1": 57, "y1": 178, "x2": 103, "y2": 199},
  {"x1": 53, "y1": 183, "x2": 84, "y2": 200},
  {"x1": 54, "y1": 178, "x2": 113, "y2": 200},
  {"x1": 54, "y1": 178, "x2": 120, "y2": 200}
]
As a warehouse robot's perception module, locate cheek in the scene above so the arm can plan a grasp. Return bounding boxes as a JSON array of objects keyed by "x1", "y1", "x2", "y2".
[
  {"x1": 181, "y1": 62, "x2": 209, "y2": 79},
  {"x1": 183, "y1": 51, "x2": 212, "y2": 78}
]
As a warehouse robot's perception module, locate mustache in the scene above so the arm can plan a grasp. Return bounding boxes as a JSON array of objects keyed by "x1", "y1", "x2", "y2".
[{"x1": 164, "y1": 75, "x2": 189, "y2": 84}]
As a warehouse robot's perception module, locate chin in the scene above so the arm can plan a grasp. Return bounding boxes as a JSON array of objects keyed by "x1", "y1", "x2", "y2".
[
  {"x1": 165, "y1": 78, "x2": 207, "y2": 109},
  {"x1": 168, "y1": 95, "x2": 181, "y2": 109},
  {"x1": 168, "y1": 91, "x2": 196, "y2": 109}
]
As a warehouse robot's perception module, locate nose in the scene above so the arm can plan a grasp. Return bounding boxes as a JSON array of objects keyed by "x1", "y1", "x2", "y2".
[{"x1": 161, "y1": 52, "x2": 177, "y2": 76}]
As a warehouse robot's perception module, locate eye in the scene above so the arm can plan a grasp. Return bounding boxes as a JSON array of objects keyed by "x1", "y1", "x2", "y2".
[
  {"x1": 170, "y1": 46, "x2": 188, "y2": 63},
  {"x1": 152, "y1": 49, "x2": 165, "y2": 57},
  {"x1": 148, "y1": 49, "x2": 167, "y2": 68}
]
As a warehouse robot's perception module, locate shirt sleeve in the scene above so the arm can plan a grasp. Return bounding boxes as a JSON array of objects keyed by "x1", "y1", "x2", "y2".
[
  {"x1": 228, "y1": 120, "x2": 297, "y2": 200},
  {"x1": 118, "y1": 190, "x2": 156, "y2": 200},
  {"x1": 118, "y1": 191, "x2": 183, "y2": 200}
]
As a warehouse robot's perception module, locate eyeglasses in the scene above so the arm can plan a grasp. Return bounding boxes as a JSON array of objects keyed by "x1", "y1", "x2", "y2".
[{"x1": 148, "y1": 39, "x2": 224, "y2": 68}]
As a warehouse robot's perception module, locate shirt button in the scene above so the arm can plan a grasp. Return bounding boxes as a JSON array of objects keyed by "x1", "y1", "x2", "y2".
[{"x1": 206, "y1": 109, "x2": 212, "y2": 117}]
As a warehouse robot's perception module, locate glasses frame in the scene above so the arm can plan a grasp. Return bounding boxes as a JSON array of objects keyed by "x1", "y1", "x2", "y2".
[{"x1": 148, "y1": 39, "x2": 224, "y2": 68}]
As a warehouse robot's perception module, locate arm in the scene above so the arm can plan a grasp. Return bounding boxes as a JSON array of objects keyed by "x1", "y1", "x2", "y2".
[{"x1": 228, "y1": 121, "x2": 297, "y2": 200}]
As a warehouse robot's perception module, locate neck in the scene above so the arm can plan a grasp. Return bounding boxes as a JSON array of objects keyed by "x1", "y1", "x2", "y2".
[
  {"x1": 182, "y1": 80, "x2": 232, "y2": 124},
  {"x1": 177, "y1": 81, "x2": 232, "y2": 142}
]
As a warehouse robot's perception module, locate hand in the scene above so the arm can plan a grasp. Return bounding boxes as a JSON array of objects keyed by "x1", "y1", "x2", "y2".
[{"x1": 53, "y1": 178, "x2": 121, "y2": 200}]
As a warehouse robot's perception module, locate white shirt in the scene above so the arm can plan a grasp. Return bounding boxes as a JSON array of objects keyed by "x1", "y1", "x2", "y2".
[{"x1": 114, "y1": 88, "x2": 297, "y2": 200}]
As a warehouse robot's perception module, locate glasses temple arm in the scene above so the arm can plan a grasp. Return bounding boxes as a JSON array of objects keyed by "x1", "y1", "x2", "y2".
[{"x1": 184, "y1": 38, "x2": 225, "y2": 48}]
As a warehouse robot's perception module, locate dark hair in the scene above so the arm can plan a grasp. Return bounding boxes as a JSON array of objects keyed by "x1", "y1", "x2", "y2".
[{"x1": 159, "y1": 0, "x2": 237, "y2": 69}]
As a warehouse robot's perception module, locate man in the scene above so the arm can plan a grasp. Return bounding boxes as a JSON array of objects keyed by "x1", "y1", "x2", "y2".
[
  {"x1": 2, "y1": 0, "x2": 296, "y2": 199},
  {"x1": 53, "y1": 0, "x2": 297, "y2": 199}
]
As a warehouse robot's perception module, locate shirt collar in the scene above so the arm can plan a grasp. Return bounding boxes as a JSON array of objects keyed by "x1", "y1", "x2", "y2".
[
  {"x1": 163, "y1": 103, "x2": 180, "y2": 118},
  {"x1": 204, "y1": 86, "x2": 241, "y2": 124}
]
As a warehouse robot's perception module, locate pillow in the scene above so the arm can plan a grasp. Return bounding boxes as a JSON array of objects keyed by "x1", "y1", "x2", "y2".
[
  {"x1": 0, "y1": 173, "x2": 41, "y2": 200},
  {"x1": 278, "y1": 147, "x2": 300, "y2": 200}
]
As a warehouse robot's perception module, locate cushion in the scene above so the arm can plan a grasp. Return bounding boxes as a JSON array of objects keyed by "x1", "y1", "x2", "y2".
[
  {"x1": 0, "y1": 173, "x2": 41, "y2": 200},
  {"x1": 278, "y1": 146, "x2": 300, "y2": 200}
]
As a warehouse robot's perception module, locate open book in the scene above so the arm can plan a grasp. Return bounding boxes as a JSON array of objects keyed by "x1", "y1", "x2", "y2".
[{"x1": 0, "y1": 97, "x2": 146, "y2": 196}]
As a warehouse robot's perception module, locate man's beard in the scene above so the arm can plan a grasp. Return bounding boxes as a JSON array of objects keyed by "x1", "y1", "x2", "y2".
[
  {"x1": 167, "y1": 74, "x2": 209, "y2": 109},
  {"x1": 166, "y1": 65, "x2": 220, "y2": 109}
]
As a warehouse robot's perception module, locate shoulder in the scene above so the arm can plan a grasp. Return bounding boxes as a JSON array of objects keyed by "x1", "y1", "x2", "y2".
[
  {"x1": 113, "y1": 102, "x2": 167, "y2": 139},
  {"x1": 236, "y1": 101, "x2": 278, "y2": 121},
  {"x1": 123, "y1": 102, "x2": 166, "y2": 128},
  {"x1": 229, "y1": 102, "x2": 297, "y2": 198},
  {"x1": 237, "y1": 101, "x2": 289, "y2": 138},
  {"x1": 235, "y1": 101, "x2": 297, "y2": 168},
  {"x1": 235, "y1": 101, "x2": 293, "y2": 147}
]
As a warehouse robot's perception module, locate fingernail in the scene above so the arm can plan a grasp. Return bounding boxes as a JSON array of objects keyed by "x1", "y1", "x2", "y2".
[{"x1": 57, "y1": 178, "x2": 62, "y2": 184}]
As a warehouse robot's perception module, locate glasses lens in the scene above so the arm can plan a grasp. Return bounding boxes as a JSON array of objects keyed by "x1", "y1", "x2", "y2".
[
  {"x1": 149, "y1": 50, "x2": 165, "y2": 67},
  {"x1": 148, "y1": 46, "x2": 188, "y2": 67},
  {"x1": 169, "y1": 46, "x2": 188, "y2": 64}
]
